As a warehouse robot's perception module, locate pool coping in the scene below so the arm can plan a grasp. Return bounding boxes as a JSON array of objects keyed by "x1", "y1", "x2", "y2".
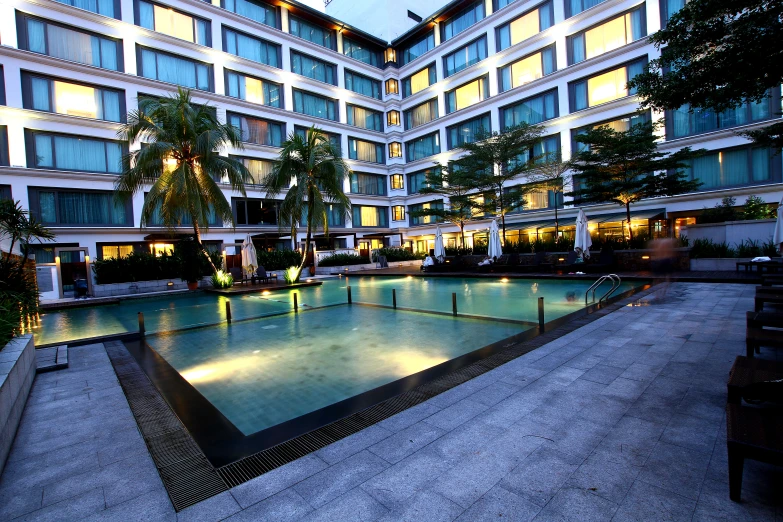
[{"x1": 103, "y1": 279, "x2": 655, "y2": 511}]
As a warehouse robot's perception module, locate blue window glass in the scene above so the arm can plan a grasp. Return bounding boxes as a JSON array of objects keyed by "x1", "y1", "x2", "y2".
[
  {"x1": 407, "y1": 169, "x2": 435, "y2": 194},
  {"x1": 289, "y1": 14, "x2": 335, "y2": 50},
  {"x1": 138, "y1": 46, "x2": 212, "y2": 91},
  {"x1": 224, "y1": 70, "x2": 281, "y2": 108},
  {"x1": 404, "y1": 98, "x2": 438, "y2": 130},
  {"x1": 54, "y1": 0, "x2": 119, "y2": 18},
  {"x1": 566, "y1": 0, "x2": 606, "y2": 18},
  {"x1": 441, "y1": 1, "x2": 484, "y2": 42},
  {"x1": 405, "y1": 132, "x2": 440, "y2": 162},
  {"x1": 409, "y1": 200, "x2": 443, "y2": 225},
  {"x1": 227, "y1": 113, "x2": 283, "y2": 147},
  {"x1": 346, "y1": 105, "x2": 383, "y2": 132},
  {"x1": 294, "y1": 126, "x2": 342, "y2": 153},
  {"x1": 443, "y1": 36, "x2": 487, "y2": 77},
  {"x1": 343, "y1": 37, "x2": 382, "y2": 68},
  {"x1": 502, "y1": 89, "x2": 558, "y2": 128},
  {"x1": 32, "y1": 188, "x2": 130, "y2": 225},
  {"x1": 292, "y1": 89, "x2": 337, "y2": 121},
  {"x1": 401, "y1": 31, "x2": 435, "y2": 65},
  {"x1": 291, "y1": 50, "x2": 336, "y2": 85},
  {"x1": 222, "y1": 0, "x2": 278, "y2": 28},
  {"x1": 666, "y1": 89, "x2": 778, "y2": 139},
  {"x1": 223, "y1": 28, "x2": 280, "y2": 68},
  {"x1": 447, "y1": 113, "x2": 490, "y2": 150},
  {"x1": 683, "y1": 147, "x2": 780, "y2": 190},
  {"x1": 344, "y1": 70, "x2": 382, "y2": 99},
  {"x1": 26, "y1": 130, "x2": 125, "y2": 174},
  {"x1": 661, "y1": 0, "x2": 686, "y2": 26},
  {"x1": 350, "y1": 173, "x2": 387, "y2": 195},
  {"x1": 348, "y1": 138, "x2": 384, "y2": 163}
]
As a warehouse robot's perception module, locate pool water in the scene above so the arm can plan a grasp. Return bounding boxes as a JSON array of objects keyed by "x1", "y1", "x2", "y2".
[{"x1": 35, "y1": 276, "x2": 645, "y2": 345}]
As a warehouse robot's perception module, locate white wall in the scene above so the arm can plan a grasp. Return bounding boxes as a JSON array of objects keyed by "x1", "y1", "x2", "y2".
[{"x1": 326, "y1": 0, "x2": 450, "y2": 41}]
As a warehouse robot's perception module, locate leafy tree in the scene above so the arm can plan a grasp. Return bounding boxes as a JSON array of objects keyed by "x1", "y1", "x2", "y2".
[
  {"x1": 627, "y1": 0, "x2": 783, "y2": 149},
  {"x1": 699, "y1": 196, "x2": 739, "y2": 224},
  {"x1": 408, "y1": 163, "x2": 483, "y2": 247},
  {"x1": 742, "y1": 195, "x2": 775, "y2": 220},
  {"x1": 0, "y1": 200, "x2": 55, "y2": 262},
  {"x1": 569, "y1": 121, "x2": 703, "y2": 241},
  {"x1": 528, "y1": 151, "x2": 573, "y2": 237},
  {"x1": 261, "y1": 127, "x2": 351, "y2": 277},
  {"x1": 456, "y1": 124, "x2": 545, "y2": 242},
  {"x1": 116, "y1": 88, "x2": 250, "y2": 271}
]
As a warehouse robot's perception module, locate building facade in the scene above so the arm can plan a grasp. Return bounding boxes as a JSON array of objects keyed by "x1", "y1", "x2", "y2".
[{"x1": 0, "y1": 0, "x2": 780, "y2": 277}]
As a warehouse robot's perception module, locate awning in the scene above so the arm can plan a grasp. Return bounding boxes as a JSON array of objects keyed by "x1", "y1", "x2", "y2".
[{"x1": 590, "y1": 208, "x2": 666, "y2": 225}]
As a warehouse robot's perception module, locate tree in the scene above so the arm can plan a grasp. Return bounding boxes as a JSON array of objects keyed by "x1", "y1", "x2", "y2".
[
  {"x1": 569, "y1": 121, "x2": 703, "y2": 241},
  {"x1": 456, "y1": 124, "x2": 545, "y2": 242},
  {"x1": 0, "y1": 200, "x2": 55, "y2": 262},
  {"x1": 742, "y1": 195, "x2": 775, "y2": 220},
  {"x1": 627, "y1": 0, "x2": 783, "y2": 149},
  {"x1": 261, "y1": 127, "x2": 351, "y2": 278},
  {"x1": 407, "y1": 163, "x2": 483, "y2": 247},
  {"x1": 116, "y1": 88, "x2": 250, "y2": 272},
  {"x1": 528, "y1": 152, "x2": 573, "y2": 238}
]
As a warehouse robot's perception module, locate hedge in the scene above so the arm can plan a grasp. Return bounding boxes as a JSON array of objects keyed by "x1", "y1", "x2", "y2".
[{"x1": 318, "y1": 253, "x2": 370, "y2": 267}]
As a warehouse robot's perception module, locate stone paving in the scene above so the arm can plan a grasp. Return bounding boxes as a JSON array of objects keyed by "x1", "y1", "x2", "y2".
[{"x1": 1, "y1": 282, "x2": 781, "y2": 521}]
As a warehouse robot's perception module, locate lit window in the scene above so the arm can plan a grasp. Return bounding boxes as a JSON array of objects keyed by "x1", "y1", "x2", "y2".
[
  {"x1": 151, "y1": 243, "x2": 174, "y2": 256},
  {"x1": 499, "y1": 45, "x2": 556, "y2": 92},
  {"x1": 385, "y1": 79, "x2": 399, "y2": 95},
  {"x1": 410, "y1": 68, "x2": 431, "y2": 94},
  {"x1": 526, "y1": 188, "x2": 549, "y2": 209},
  {"x1": 392, "y1": 205, "x2": 406, "y2": 221},
  {"x1": 496, "y1": 2, "x2": 553, "y2": 51},
  {"x1": 510, "y1": 11, "x2": 539, "y2": 45},
  {"x1": 361, "y1": 206, "x2": 379, "y2": 226},
  {"x1": 391, "y1": 174, "x2": 404, "y2": 190},
  {"x1": 587, "y1": 67, "x2": 627, "y2": 106},
  {"x1": 53, "y1": 82, "x2": 100, "y2": 119},
  {"x1": 102, "y1": 245, "x2": 134, "y2": 259},
  {"x1": 387, "y1": 110, "x2": 401, "y2": 127},
  {"x1": 568, "y1": 8, "x2": 646, "y2": 64},
  {"x1": 389, "y1": 142, "x2": 402, "y2": 158},
  {"x1": 446, "y1": 76, "x2": 489, "y2": 113}
]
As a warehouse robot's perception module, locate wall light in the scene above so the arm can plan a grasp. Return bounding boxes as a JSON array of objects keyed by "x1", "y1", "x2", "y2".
[
  {"x1": 500, "y1": 278, "x2": 509, "y2": 283},
  {"x1": 641, "y1": 255, "x2": 650, "y2": 260}
]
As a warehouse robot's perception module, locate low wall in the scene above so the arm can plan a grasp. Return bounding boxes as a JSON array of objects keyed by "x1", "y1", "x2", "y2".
[
  {"x1": 0, "y1": 335, "x2": 35, "y2": 475},
  {"x1": 690, "y1": 258, "x2": 754, "y2": 271},
  {"x1": 319, "y1": 259, "x2": 422, "y2": 273},
  {"x1": 92, "y1": 276, "x2": 211, "y2": 297},
  {"x1": 681, "y1": 219, "x2": 777, "y2": 246}
]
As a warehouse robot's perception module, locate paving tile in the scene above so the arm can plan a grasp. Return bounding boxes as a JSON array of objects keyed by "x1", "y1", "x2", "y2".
[
  {"x1": 16, "y1": 487, "x2": 106, "y2": 522},
  {"x1": 293, "y1": 450, "x2": 389, "y2": 508},
  {"x1": 376, "y1": 490, "x2": 463, "y2": 522},
  {"x1": 229, "y1": 454, "x2": 329, "y2": 508},
  {"x1": 533, "y1": 486, "x2": 618, "y2": 522},
  {"x1": 177, "y1": 491, "x2": 242, "y2": 522},
  {"x1": 497, "y1": 366, "x2": 547, "y2": 388},
  {"x1": 565, "y1": 452, "x2": 641, "y2": 504},
  {"x1": 368, "y1": 421, "x2": 445, "y2": 464},
  {"x1": 661, "y1": 413, "x2": 719, "y2": 455},
  {"x1": 692, "y1": 478, "x2": 779, "y2": 521},
  {"x1": 315, "y1": 424, "x2": 393, "y2": 465},
  {"x1": 376, "y1": 402, "x2": 441, "y2": 432},
  {"x1": 578, "y1": 364, "x2": 625, "y2": 385},
  {"x1": 427, "y1": 418, "x2": 505, "y2": 462},
  {"x1": 454, "y1": 485, "x2": 540, "y2": 522},
  {"x1": 618, "y1": 362, "x2": 662, "y2": 383},
  {"x1": 600, "y1": 377, "x2": 649, "y2": 402},
  {"x1": 637, "y1": 441, "x2": 711, "y2": 500},
  {"x1": 422, "y1": 398, "x2": 488, "y2": 431},
  {"x1": 300, "y1": 487, "x2": 389, "y2": 522},
  {"x1": 591, "y1": 415, "x2": 665, "y2": 467},
  {"x1": 612, "y1": 480, "x2": 696, "y2": 522},
  {"x1": 0, "y1": 486, "x2": 43, "y2": 520},
  {"x1": 499, "y1": 443, "x2": 583, "y2": 507},
  {"x1": 223, "y1": 489, "x2": 312, "y2": 522},
  {"x1": 469, "y1": 382, "x2": 521, "y2": 407}
]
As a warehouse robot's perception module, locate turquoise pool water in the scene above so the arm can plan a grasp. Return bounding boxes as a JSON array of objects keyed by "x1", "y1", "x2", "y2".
[{"x1": 35, "y1": 276, "x2": 646, "y2": 345}]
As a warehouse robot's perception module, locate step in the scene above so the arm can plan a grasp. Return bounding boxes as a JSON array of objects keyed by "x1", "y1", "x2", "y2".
[{"x1": 36, "y1": 345, "x2": 69, "y2": 373}]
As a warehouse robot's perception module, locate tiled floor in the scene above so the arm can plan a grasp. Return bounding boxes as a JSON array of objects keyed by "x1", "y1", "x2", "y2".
[{"x1": 1, "y1": 282, "x2": 781, "y2": 521}]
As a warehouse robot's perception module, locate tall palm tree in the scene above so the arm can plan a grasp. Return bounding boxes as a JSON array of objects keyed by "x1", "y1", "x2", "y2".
[
  {"x1": 115, "y1": 88, "x2": 250, "y2": 271},
  {"x1": 262, "y1": 127, "x2": 351, "y2": 275}
]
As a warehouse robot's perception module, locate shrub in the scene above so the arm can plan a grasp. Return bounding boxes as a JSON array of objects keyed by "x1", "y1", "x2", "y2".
[
  {"x1": 284, "y1": 266, "x2": 301, "y2": 284},
  {"x1": 256, "y1": 249, "x2": 303, "y2": 271},
  {"x1": 742, "y1": 195, "x2": 775, "y2": 220},
  {"x1": 317, "y1": 253, "x2": 370, "y2": 267},
  {"x1": 92, "y1": 246, "x2": 220, "y2": 284},
  {"x1": 699, "y1": 196, "x2": 740, "y2": 224},
  {"x1": 736, "y1": 239, "x2": 763, "y2": 258},
  {"x1": 211, "y1": 270, "x2": 233, "y2": 289},
  {"x1": 375, "y1": 248, "x2": 423, "y2": 261},
  {"x1": 690, "y1": 238, "x2": 736, "y2": 258},
  {"x1": 0, "y1": 256, "x2": 39, "y2": 345}
]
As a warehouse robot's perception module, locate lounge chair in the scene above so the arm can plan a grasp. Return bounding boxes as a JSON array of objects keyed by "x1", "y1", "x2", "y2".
[
  {"x1": 516, "y1": 251, "x2": 553, "y2": 273},
  {"x1": 228, "y1": 267, "x2": 245, "y2": 285},
  {"x1": 256, "y1": 266, "x2": 269, "y2": 283}
]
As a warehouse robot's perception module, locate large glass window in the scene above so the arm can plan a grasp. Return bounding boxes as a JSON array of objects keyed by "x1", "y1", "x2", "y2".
[
  {"x1": 661, "y1": 0, "x2": 685, "y2": 26},
  {"x1": 407, "y1": 168, "x2": 434, "y2": 194},
  {"x1": 227, "y1": 113, "x2": 284, "y2": 147},
  {"x1": 566, "y1": 0, "x2": 607, "y2": 18},
  {"x1": 513, "y1": 133, "x2": 561, "y2": 167},
  {"x1": 25, "y1": 130, "x2": 125, "y2": 174},
  {"x1": 22, "y1": 73, "x2": 124, "y2": 122},
  {"x1": 571, "y1": 111, "x2": 651, "y2": 152},
  {"x1": 406, "y1": 132, "x2": 440, "y2": 162},
  {"x1": 499, "y1": 45, "x2": 556, "y2": 92},
  {"x1": 402, "y1": 64, "x2": 437, "y2": 98},
  {"x1": 344, "y1": 70, "x2": 382, "y2": 100},
  {"x1": 404, "y1": 98, "x2": 439, "y2": 130},
  {"x1": 343, "y1": 37, "x2": 382, "y2": 68},
  {"x1": 401, "y1": 31, "x2": 435, "y2": 65},
  {"x1": 137, "y1": 1, "x2": 210, "y2": 46},
  {"x1": 137, "y1": 46, "x2": 212, "y2": 91},
  {"x1": 223, "y1": 27, "x2": 280, "y2": 68},
  {"x1": 289, "y1": 14, "x2": 335, "y2": 49},
  {"x1": 292, "y1": 89, "x2": 337, "y2": 121},
  {"x1": 501, "y1": 89, "x2": 558, "y2": 129},
  {"x1": 231, "y1": 155, "x2": 274, "y2": 184},
  {"x1": 494, "y1": 0, "x2": 520, "y2": 9},
  {"x1": 222, "y1": 0, "x2": 278, "y2": 28},
  {"x1": 352, "y1": 206, "x2": 388, "y2": 227},
  {"x1": 496, "y1": 1, "x2": 553, "y2": 51},
  {"x1": 666, "y1": 91, "x2": 778, "y2": 139},
  {"x1": 147, "y1": 194, "x2": 219, "y2": 226},
  {"x1": 29, "y1": 188, "x2": 131, "y2": 226},
  {"x1": 224, "y1": 70, "x2": 281, "y2": 107},
  {"x1": 233, "y1": 197, "x2": 280, "y2": 226},
  {"x1": 569, "y1": 57, "x2": 646, "y2": 111},
  {"x1": 447, "y1": 113, "x2": 490, "y2": 150},
  {"x1": 507, "y1": 183, "x2": 560, "y2": 212},
  {"x1": 446, "y1": 75, "x2": 489, "y2": 113},
  {"x1": 348, "y1": 138, "x2": 384, "y2": 163},
  {"x1": 17, "y1": 14, "x2": 122, "y2": 71},
  {"x1": 441, "y1": 1, "x2": 485, "y2": 42},
  {"x1": 54, "y1": 0, "x2": 119, "y2": 18},
  {"x1": 683, "y1": 146, "x2": 781, "y2": 190},
  {"x1": 0, "y1": 127, "x2": 9, "y2": 167},
  {"x1": 391, "y1": 174, "x2": 404, "y2": 190},
  {"x1": 291, "y1": 50, "x2": 336, "y2": 85},
  {"x1": 443, "y1": 36, "x2": 488, "y2": 77},
  {"x1": 294, "y1": 126, "x2": 341, "y2": 153},
  {"x1": 409, "y1": 200, "x2": 443, "y2": 225},
  {"x1": 568, "y1": 7, "x2": 645, "y2": 65},
  {"x1": 350, "y1": 173, "x2": 387, "y2": 195},
  {"x1": 346, "y1": 104, "x2": 383, "y2": 132}
]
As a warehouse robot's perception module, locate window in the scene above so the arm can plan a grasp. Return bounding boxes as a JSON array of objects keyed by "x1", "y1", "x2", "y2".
[
  {"x1": 661, "y1": 0, "x2": 685, "y2": 26},
  {"x1": 289, "y1": 14, "x2": 335, "y2": 49},
  {"x1": 409, "y1": 200, "x2": 443, "y2": 225},
  {"x1": 227, "y1": 113, "x2": 284, "y2": 147},
  {"x1": 385, "y1": 79, "x2": 399, "y2": 95},
  {"x1": 25, "y1": 130, "x2": 125, "y2": 174},
  {"x1": 303, "y1": 204, "x2": 346, "y2": 227},
  {"x1": 406, "y1": 132, "x2": 440, "y2": 162},
  {"x1": 0, "y1": 127, "x2": 9, "y2": 167},
  {"x1": 352, "y1": 206, "x2": 388, "y2": 227},
  {"x1": 566, "y1": 0, "x2": 607, "y2": 18},
  {"x1": 407, "y1": 168, "x2": 433, "y2": 194},
  {"x1": 348, "y1": 138, "x2": 384, "y2": 163},
  {"x1": 401, "y1": 31, "x2": 435, "y2": 65},
  {"x1": 501, "y1": 89, "x2": 558, "y2": 129},
  {"x1": 391, "y1": 174, "x2": 404, "y2": 190},
  {"x1": 53, "y1": 0, "x2": 120, "y2": 18},
  {"x1": 0, "y1": 66, "x2": 4, "y2": 106},
  {"x1": 443, "y1": 36, "x2": 488, "y2": 78},
  {"x1": 351, "y1": 173, "x2": 387, "y2": 195},
  {"x1": 222, "y1": 0, "x2": 278, "y2": 28},
  {"x1": 571, "y1": 111, "x2": 651, "y2": 152},
  {"x1": 494, "y1": 0, "x2": 520, "y2": 9},
  {"x1": 292, "y1": 89, "x2": 338, "y2": 121},
  {"x1": 233, "y1": 197, "x2": 280, "y2": 226},
  {"x1": 441, "y1": 1, "x2": 485, "y2": 42},
  {"x1": 683, "y1": 146, "x2": 781, "y2": 191},
  {"x1": 224, "y1": 70, "x2": 281, "y2": 107},
  {"x1": 569, "y1": 57, "x2": 646, "y2": 111},
  {"x1": 29, "y1": 187, "x2": 132, "y2": 226},
  {"x1": 404, "y1": 98, "x2": 439, "y2": 130},
  {"x1": 137, "y1": 1, "x2": 210, "y2": 46},
  {"x1": 0, "y1": 186, "x2": 11, "y2": 200},
  {"x1": 387, "y1": 110, "x2": 401, "y2": 127},
  {"x1": 294, "y1": 126, "x2": 341, "y2": 153},
  {"x1": 346, "y1": 104, "x2": 383, "y2": 132},
  {"x1": 290, "y1": 51, "x2": 336, "y2": 85},
  {"x1": 389, "y1": 142, "x2": 402, "y2": 158},
  {"x1": 17, "y1": 13, "x2": 122, "y2": 71},
  {"x1": 392, "y1": 206, "x2": 405, "y2": 221},
  {"x1": 507, "y1": 183, "x2": 561, "y2": 212},
  {"x1": 666, "y1": 90, "x2": 778, "y2": 139},
  {"x1": 137, "y1": 46, "x2": 212, "y2": 91},
  {"x1": 496, "y1": 1, "x2": 553, "y2": 51},
  {"x1": 223, "y1": 27, "x2": 281, "y2": 68},
  {"x1": 231, "y1": 155, "x2": 274, "y2": 184},
  {"x1": 499, "y1": 45, "x2": 556, "y2": 93},
  {"x1": 344, "y1": 70, "x2": 382, "y2": 100},
  {"x1": 447, "y1": 113, "x2": 490, "y2": 149},
  {"x1": 568, "y1": 7, "x2": 646, "y2": 65},
  {"x1": 446, "y1": 75, "x2": 489, "y2": 113},
  {"x1": 343, "y1": 37, "x2": 383, "y2": 68},
  {"x1": 21, "y1": 73, "x2": 125, "y2": 122},
  {"x1": 146, "y1": 194, "x2": 220, "y2": 226},
  {"x1": 512, "y1": 133, "x2": 560, "y2": 167},
  {"x1": 101, "y1": 245, "x2": 135, "y2": 259},
  {"x1": 402, "y1": 64, "x2": 437, "y2": 98}
]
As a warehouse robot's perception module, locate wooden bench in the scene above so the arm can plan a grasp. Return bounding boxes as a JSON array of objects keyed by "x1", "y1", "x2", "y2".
[
  {"x1": 728, "y1": 356, "x2": 783, "y2": 404},
  {"x1": 727, "y1": 402, "x2": 783, "y2": 501},
  {"x1": 737, "y1": 260, "x2": 783, "y2": 273},
  {"x1": 746, "y1": 311, "x2": 783, "y2": 357},
  {"x1": 754, "y1": 287, "x2": 783, "y2": 311}
]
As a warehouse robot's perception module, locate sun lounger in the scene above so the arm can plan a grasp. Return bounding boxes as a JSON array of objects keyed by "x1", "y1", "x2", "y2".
[{"x1": 256, "y1": 266, "x2": 269, "y2": 283}]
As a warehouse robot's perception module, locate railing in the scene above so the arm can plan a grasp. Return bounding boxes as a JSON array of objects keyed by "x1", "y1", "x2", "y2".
[{"x1": 585, "y1": 274, "x2": 621, "y2": 305}]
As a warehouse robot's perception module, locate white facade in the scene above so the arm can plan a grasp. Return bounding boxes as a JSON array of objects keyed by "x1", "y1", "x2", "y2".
[
  {"x1": 325, "y1": 0, "x2": 451, "y2": 41},
  {"x1": 0, "y1": 0, "x2": 781, "y2": 276}
]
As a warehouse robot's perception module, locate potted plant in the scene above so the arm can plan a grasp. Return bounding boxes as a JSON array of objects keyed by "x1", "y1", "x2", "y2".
[{"x1": 177, "y1": 237, "x2": 203, "y2": 291}]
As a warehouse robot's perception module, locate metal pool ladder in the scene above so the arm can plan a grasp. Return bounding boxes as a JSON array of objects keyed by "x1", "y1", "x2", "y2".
[{"x1": 585, "y1": 274, "x2": 621, "y2": 304}]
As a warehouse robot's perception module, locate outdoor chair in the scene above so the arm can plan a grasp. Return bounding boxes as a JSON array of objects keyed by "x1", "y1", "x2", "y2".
[
  {"x1": 228, "y1": 267, "x2": 245, "y2": 285},
  {"x1": 256, "y1": 266, "x2": 269, "y2": 284},
  {"x1": 754, "y1": 286, "x2": 783, "y2": 312},
  {"x1": 746, "y1": 310, "x2": 783, "y2": 357},
  {"x1": 516, "y1": 251, "x2": 553, "y2": 273},
  {"x1": 728, "y1": 356, "x2": 783, "y2": 404}
]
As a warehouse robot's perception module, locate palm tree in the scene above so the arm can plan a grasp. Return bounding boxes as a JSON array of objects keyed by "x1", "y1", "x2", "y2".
[
  {"x1": 261, "y1": 127, "x2": 351, "y2": 276},
  {"x1": 115, "y1": 88, "x2": 250, "y2": 271}
]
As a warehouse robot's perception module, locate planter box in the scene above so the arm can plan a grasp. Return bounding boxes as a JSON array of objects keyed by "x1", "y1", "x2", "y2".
[
  {"x1": 691, "y1": 258, "x2": 753, "y2": 271},
  {"x1": 0, "y1": 334, "x2": 35, "y2": 475}
]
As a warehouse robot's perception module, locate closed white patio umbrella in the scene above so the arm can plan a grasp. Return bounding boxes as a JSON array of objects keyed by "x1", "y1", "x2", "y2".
[
  {"x1": 774, "y1": 197, "x2": 783, "y2": 254},
  {"x1": 241, "y1": 234, "x2": 258, "y2": 277},
  {"x1": 434, "y1": 225, "x2": 446, "y2": 262},
  {"x1": 574, "y1": 209, "x2": 592, "y2": 260},
  {"x1": 488, "y1": 219, "x2": 503, "y2": 260}
]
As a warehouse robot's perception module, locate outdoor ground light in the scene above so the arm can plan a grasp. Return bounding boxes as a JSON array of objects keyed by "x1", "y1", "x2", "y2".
[
  {"x1": 642, "y1": 255, "x2": 650, "y2": 260},
  {"x1": 167, "y1": 281, "x2": 174, "y2": 287},
  {"x1": 262, "y1": 290, "x2": 271, "y2": 296},
  {"x1": 501, "y1": 278, "x2": 509, "y2": 283}
]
